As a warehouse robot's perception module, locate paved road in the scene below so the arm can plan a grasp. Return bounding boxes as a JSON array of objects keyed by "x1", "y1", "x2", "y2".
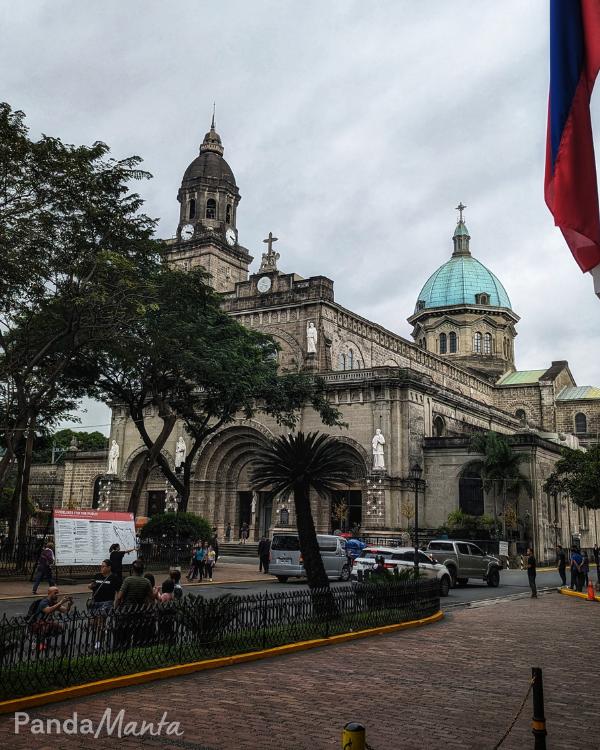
[
  {"x1": 2, "y1": 592, "x2": 595, "y2": 749},
  {"x1": 0, "y1": 567, "x2": 577, "y2": 618}
]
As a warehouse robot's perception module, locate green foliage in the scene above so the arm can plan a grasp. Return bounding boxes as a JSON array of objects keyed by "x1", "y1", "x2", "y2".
[
  {"x1": 32, "y1": 429, "x2": 107, "y2": 463},
  {"x1": 250, "y1": 432, "x2": 358, "y2": 500},
  {"x1": 544, "y1": 445, "x2": 600, "y2": 509},
  {"x1": 462, "y1": 431, "x2": 533, "y2": 498},
  {"x1": 445, "y1": 510, "x2": 499, "y2": 537},
  {"x1": 139, "y1": 512, "x2": 212, "y2": 543}
]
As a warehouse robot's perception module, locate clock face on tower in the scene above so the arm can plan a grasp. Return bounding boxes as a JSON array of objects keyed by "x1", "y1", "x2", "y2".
[
  {"x1": 181, "y1": 224, "x2": 194, "y2": 241},
  {"x1": 225, "y1": 227, "x2": 236, "y2": 246},
  {"x1": 257, "y1": 276, "x2": 272, "y2": 294}
]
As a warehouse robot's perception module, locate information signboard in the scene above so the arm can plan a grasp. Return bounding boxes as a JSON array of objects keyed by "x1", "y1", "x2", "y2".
[
  {"x1": 498, "y1": 541, "x2": 509, "y2": 557},
  {"x1": 53, "y1": 509, "x2": 137, "y2": 566}
]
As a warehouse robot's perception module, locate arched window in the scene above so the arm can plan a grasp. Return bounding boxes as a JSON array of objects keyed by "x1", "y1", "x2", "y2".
[
  {"x1": 515, "y1": 409, "x2": 526, "y2": 426},
  {"x1": 483, "y1": 333, "x2": 492, "y2": 354},
  {"x1": 459, "y1": 470, "x2": 484, "y2": 516},
  {"x1": 338, "y1": 353, "x2": 346, "y2": 371},
  {"x1": 226, "y1": 204, "x2": 232, "y2": 223},
  {"x1": 433, "y1": 416, "x2": 446, "y2": 437},
  {"x1": 575, "y1": 413, "x2": 587, "y2": 433},
  {"x1": 473, "y1": 332, "x2": 482, "y2": 353},
  {"x1": 476, "y1": 292, "x2": 490, "y2": 305},
  {"x1": 449, "y1": 331, "x2": 457, "y2": 353},
  {"x1": 206, "y1": 198, "x2": 216, "y2": 219},
  {"x1": 439, "y1": 333, "x2": 447, "y2": 354},
  {"x1": 348, "y1": 349, "x2": 354, "y2": 370},
  {"x1": 188, "y1": 199, "x2": 196, "y2": 220}
]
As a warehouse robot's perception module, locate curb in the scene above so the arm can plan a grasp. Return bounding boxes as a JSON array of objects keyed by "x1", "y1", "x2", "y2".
[
  {"x1": 558, "y1": 587, "x2": 600, "y2": 603},
  {"x1": 0, "y1": 610, "x2": 444, "y2": 714},
  {"x1": 0, "y1": 577, "x2": 269, "y2": 602}
]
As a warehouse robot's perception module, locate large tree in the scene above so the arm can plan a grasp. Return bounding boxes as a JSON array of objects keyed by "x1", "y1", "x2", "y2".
[
  {"x1": 84, "y1": 266, "x2": 341, "y2": 513},
  {"x1": 544, "y1": 445, "x2": 600, "y2": 509},
  {"x1": 460, "y1": 431, "x2": 533, "y2": 537},
  {"x1": 251, "y1": 432, "x2": 356, "y2": 602},
  {"x1": 0, "y1": 103, "x2": 162, "y2": 541}
]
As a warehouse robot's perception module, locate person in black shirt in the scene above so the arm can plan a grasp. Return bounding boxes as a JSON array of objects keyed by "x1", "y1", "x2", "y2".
[
  {"x1": 556, "y1": 544, "x2": 567, "y2": 587},
  {"x1": 88, "y1": 559, "x2": 120, "y2": 614},
  {"x1": 109, "y1": 543, "x2": 136, "y2": 587},
  {"x1": 526, "y1": 547, "x2": 537, "y2": 598}
]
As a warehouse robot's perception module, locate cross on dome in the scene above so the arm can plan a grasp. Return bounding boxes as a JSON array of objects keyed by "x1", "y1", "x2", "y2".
[{"x1": 455, "y1": 202, "x2": 466, "y2": 223}]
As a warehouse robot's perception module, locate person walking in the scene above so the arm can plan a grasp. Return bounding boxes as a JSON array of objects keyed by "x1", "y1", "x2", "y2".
[
  {"x1": 240, "y1": 522, "x2": 249, "y2": 544},
  {"x1": 193, "y1": 543, "x2": 207, "y2": 581},
  {"x1": 526, "y1": 547, "x2": 537, "y2": 598},
  {"x1": 556, "y1": 544, "x2": 567, "y2": 587},
  {"x1": 205, "y1": 545, "x2": 216, "y2": 581},
  {"x1": 32, "y1": 542, "x2": 55, "y2": 594},
  {"x1": 258, "y1": 536, "x2": 271, "y2": 574},
  {"x1": 571, "y1": 547, "x2": 584, "y2": 592},
  {"x1": 582, "y1": 551, "x2": 590, "y2": 588},
  {"x1": 593, "y1": 544, "x2": 599, "y2": 575},
  {"x1": 211, "y1": 528, "x2": 219, "y2": 564}
]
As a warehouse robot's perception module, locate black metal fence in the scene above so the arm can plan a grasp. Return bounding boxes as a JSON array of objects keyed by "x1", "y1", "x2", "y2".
[{"x1": 0, "y1": 579, "x2": 440, "y2": 701}]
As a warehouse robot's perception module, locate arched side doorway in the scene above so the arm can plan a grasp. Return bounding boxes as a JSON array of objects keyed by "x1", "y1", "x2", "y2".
[
  {"x1": 329, "y1": 441, "x2": 368, "y2": 534},
  {"x1": 459, "y1": 470, "x2": 484, "y2": 516}
]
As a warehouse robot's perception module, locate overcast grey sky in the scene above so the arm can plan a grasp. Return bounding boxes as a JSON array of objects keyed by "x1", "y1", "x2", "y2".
[{"x1": 2, "y1": 0, "x2": 599, "y2": 436}]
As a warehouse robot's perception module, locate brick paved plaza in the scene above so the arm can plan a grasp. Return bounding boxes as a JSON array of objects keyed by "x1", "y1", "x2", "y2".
[{"x1": 1, "y1": 593, "x2": 597, "y2": 749}]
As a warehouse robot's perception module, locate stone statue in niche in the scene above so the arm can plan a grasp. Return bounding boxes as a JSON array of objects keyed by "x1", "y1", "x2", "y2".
[
  {"x1": 107, "y1": 440, "x2": 120, "y2": 475},
  {"x1": 175, "y1": 436, "x2": 187, "y2": 468},
  {"x1": 372, "y1": 429, "x2": 386, "y2": 470},
  {"x1": 306, "y1": 321, "x2": 318, "y2": 355}
]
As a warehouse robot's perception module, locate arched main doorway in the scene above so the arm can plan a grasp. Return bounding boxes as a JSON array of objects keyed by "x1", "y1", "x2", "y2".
[{"x1": 194, "y1": 423, "x2": 274, "y2": 540}]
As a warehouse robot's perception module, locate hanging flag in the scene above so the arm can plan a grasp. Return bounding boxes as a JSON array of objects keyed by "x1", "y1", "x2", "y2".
[{"x1": 545, "y1": 0, "x2": 600, "y2": 290}]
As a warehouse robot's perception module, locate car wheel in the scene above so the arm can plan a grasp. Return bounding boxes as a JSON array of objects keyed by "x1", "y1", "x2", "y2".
[
  {"x1": 457, "y1": 578, "x2": 468, "y2": 587},
  {"x1": 439, "y1": 575, "x2": 451, "y2": 597},
  {"x1": 339, "y1": 564, "x2": 351, "y2": 582},
  {"x1": 276, "y1": 576, "x2": 288, "y2": 583},
  {"x1": 447, "y1": 567, "x2": 457, "y2": 588},
  {"x1": 487, "y1": 568, "x2": 500, "y2": 587}
]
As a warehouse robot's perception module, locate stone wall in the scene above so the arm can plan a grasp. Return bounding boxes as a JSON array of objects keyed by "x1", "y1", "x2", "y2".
[
  {"x1": 61, "y1": 451, "x2": 107, "y2": 509},
  {"x1": 28, "y1": 464, "x2": 65, "y2": 509},
  {"x1": 555, "y1": 400, "x2": 600, "y2": 445}
]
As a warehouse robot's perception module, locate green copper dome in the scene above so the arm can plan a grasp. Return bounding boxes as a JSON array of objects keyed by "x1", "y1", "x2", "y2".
[{"x1": 414, "y1": 214, "x2": 512, "y2": 312}]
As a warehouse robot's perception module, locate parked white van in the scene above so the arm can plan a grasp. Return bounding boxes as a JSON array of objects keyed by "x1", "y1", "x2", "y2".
[{"x1": 269, "y1": 532, "x2": 351, "y2": 583}]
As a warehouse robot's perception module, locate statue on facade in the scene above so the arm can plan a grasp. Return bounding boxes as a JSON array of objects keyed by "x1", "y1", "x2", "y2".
[
  {"x1": 107, "y1": 440, "x2": 120, "y2": 475},
  {"x1": 372, "y1": 429, "x2": 386, "y2": 470},
  {"x1": 175, "y1": 436, "x2": 187, "y2": 468},
  {"x1": 306, "y1": 321, "x2": 318, "y2": 355}
]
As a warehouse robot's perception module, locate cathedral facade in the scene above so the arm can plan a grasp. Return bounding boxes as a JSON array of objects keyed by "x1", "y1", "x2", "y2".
[{"x1": 61, "y1": 121, "x2": 600, "y2": 563}]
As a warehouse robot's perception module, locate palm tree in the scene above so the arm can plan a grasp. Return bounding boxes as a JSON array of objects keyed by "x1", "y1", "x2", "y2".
[
  {"x1": 459, "y1": 431, "x2": 533, "y2": 538},
  {"x1": 250, "y1": 431, "x2": 357, "y2": 595}
]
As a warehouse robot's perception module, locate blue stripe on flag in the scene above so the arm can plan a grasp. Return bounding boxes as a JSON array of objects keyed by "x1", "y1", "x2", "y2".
[{"x1": 550, "y1": 0, "x2": 584, "y2": 169}]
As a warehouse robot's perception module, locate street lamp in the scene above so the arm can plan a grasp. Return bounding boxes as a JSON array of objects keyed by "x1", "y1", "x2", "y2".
[{"x1": 409, "y1": 462, "x2": 424, "y2": 578}]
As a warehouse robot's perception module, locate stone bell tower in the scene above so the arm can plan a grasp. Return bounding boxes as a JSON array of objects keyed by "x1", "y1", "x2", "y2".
[{"x1": 167, "y1": 113, "x2": 252, "y2": 292}]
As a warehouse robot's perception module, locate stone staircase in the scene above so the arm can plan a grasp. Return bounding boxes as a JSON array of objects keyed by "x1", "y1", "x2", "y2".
[{"x1": 219, "y1": 542, "x2": 259, "y2": 558}]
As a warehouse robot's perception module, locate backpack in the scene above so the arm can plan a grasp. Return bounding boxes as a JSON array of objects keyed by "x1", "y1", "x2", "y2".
[
  {"x1": 25, "y1": 599, "x2": 43, "y2": 625},
  {"x1": 173, "y1": 583, "x2": 183, "y2": 600}
]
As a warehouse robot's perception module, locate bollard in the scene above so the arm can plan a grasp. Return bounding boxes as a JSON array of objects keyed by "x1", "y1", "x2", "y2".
[
  {"x1": 531, "y1": 667, "x2": 547, "y2": 750},
  {"x1": 342, "y1": 722, "x2": 365, "y2": 750}
]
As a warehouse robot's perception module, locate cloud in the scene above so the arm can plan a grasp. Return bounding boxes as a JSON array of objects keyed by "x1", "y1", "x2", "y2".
[{"x1": 2, "y1": 0, "x2": 599, "y2": 435}]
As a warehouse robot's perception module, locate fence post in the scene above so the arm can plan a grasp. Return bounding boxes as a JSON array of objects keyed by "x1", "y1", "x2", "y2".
[
  {"x1": 342, "y1": 722, "x2": 365, "y2": 750},
  {"x1": 261, "y1": 592, "x2": 268, "y2": 650},
  {"x1": 531, "y1": 667, "x2": 547, "y2": 749}
]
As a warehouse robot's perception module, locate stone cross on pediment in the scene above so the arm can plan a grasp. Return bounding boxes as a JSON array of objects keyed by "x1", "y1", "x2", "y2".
[{"x1": 259, "y1": 231, "x2": 281, "y2": 272}]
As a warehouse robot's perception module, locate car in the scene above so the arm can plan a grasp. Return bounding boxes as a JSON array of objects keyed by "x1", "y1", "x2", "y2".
[
  {"x1": 269, "y1": 532, "x2": 351, "y2": 582},
  {"x1": 426, "y1": 540, "x2": 502, "y2": 588},
  {"x1": 351, "y1": 545, "x2": 452, "y2": 596}
]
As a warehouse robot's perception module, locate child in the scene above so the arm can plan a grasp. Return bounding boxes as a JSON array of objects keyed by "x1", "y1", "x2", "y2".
[
  {"x1": 170, "y1": 569, "x2": 183, "y2": 600},
  {"x1": 205, "y1": 545, "x2": 216, "y2": 582}
]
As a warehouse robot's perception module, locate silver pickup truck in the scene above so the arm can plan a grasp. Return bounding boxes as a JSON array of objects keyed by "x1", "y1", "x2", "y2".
[{"x1": 426, "y1": 540, "x2": 501, "y2": 588}]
